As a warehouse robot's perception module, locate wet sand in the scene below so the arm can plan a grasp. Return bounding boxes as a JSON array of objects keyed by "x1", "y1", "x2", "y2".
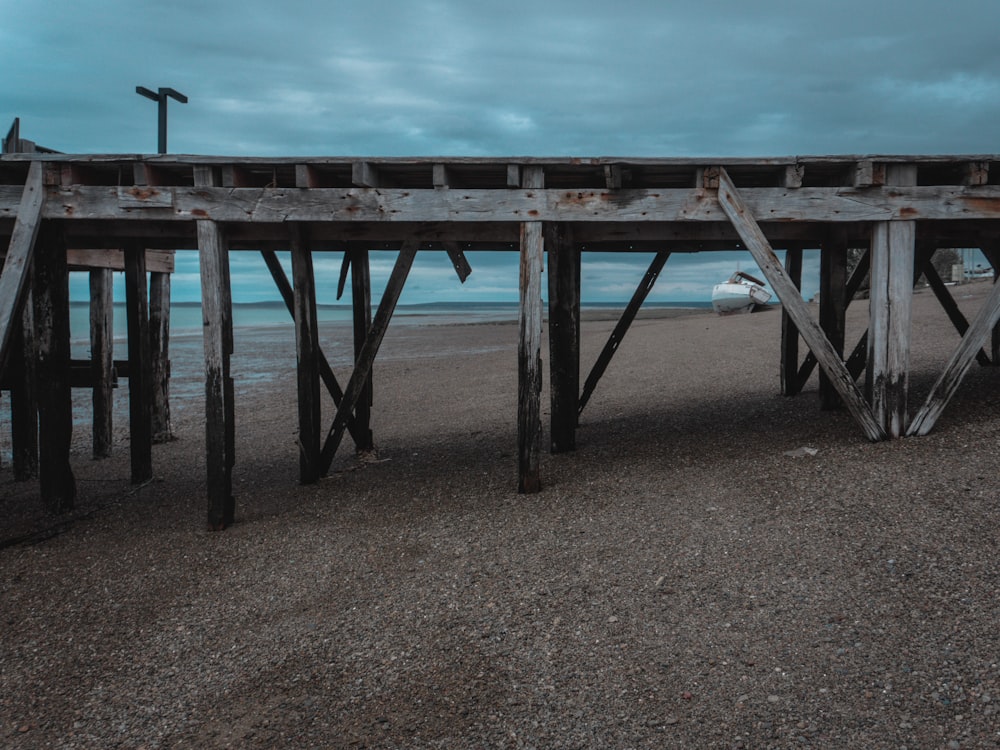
[{"x1": 2, "y1": 285, "x2": 1000, "y2": 748}]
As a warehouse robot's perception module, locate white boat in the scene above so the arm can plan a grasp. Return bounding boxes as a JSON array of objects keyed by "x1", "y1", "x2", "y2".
[{"x1": 711, "y1": 271, "x2": 771, "y2": 315}]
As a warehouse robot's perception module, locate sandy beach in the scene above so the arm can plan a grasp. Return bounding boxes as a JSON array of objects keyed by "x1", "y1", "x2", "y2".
[{"x1": 2, "y1": 283, "x2": 1000, "y2": 748}]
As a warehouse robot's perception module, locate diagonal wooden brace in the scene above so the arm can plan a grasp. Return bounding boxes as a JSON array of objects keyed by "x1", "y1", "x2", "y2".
[
  {"x1": 0, "y1": 161, "x2": 44, "y2": 379},
  {"x1": 442, "y1": 242, "x2": 473, "y2": 283},
  {"x1": 716, "y1": 168, "x2": 885, "y2": 441},
  {"x1": 907, "y1": 274, "x2": 1000, "y2": 436},
  {"x1": 319, "y1": 241, "x2": 418, "y2": 474}
]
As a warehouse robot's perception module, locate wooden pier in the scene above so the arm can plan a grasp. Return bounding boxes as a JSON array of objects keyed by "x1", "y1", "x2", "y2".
[{"x1": 1, "y1": 149, "x2": 999, "y2": 529}]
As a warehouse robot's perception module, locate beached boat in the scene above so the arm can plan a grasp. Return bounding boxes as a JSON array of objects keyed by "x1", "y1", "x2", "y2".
[{"x1": 711, "y1": 271, "x2": 771, "y2": 315}]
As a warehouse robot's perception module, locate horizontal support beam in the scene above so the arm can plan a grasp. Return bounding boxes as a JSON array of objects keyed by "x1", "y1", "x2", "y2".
[{"x1": 12, "y1": 184, "x2": 1000, "y2": 225}]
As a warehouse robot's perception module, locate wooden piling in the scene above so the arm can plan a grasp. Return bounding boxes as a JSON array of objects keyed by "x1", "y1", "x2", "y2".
[
  {"x1": 124, "y1": 242, "x2": 153, "y2": 483},
  {"x1": 867, "y1": 164, "x2": 916, "y2": 437},
  {"x1": 780, "y1": 246, "x2": 803, "y2": 396},
  {"x1": 351, "y1": 249, "x2": 375, "y2": 452},
  {"x1": 149, "y1": 270, "x2": 173, "y2": 443},
  {"x1": 545, "y1": 222, "x2": 579, "y2": 453},
  {"x1": 11, "y1": 285, "x2": 38, "y2": 480},
  {"x1": 290, "y1": 224, "x2": 321, "y2": 483},
  {"x1": 33, "y1": 226, "x2": 75, "y2": 512},
  {"x1": 196, "y1": 166, "x2": 235, "y2": 529},
  {"x1": 819, "y1": 231, "x2": 848, "y2": 410},
  {"x1": 518, "y1": 166, "x2": 545, "y2": 493},
  {"x1": 89, "y1": 268, "x2": 114, "y2": 459}
]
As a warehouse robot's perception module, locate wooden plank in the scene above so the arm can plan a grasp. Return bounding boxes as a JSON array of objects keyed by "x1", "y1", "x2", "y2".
[
  {"x1": 867, "y1": 164, "x2": 916, "y2": 437},
  {"x1": 318, "y1": 241, "x2": 418, "y2": 474},
  {"x1": 90, "y1": 268, "x2": 114, "y2": 458},
  {"x1": 198, "y1": 216, "x2": 234, "y2": 529},
  {"x1": 10, "y1": 283, "x2": 38, "y2": 480},
  {"x1": 124, "y1": 242, "x2": 153, "y2": 482},
  {"x1": 0, "y1": 161, "x2": 44, "y2": 379},
  {"x1": 908, "y1": 272, "x2": 1000, "y2": 435},
  {"x1": 780, "y1": 246, "x2": 803, "y2": 396},
  {"x1": 66, "y1": 248, "x2": 175, "y2": 273},
  {"x1": 291, "y1": 224, "x2": 322, "y2": 482},
  {"x1": 442, "y1": 241, "x2": 472, "y2": 283},
  {"x1": 819, "y1": 230, "x2": 848, "y2": 409},
  {"x1": 33, "y1": 225, "x2": 76, "y2": 511},
  {"x1": 716, "y1": 167, "x2": 886, "y2": 441},
  {"x1": 783, "y1": 164, "x2": 804, "y2": 188},
  {"x1": 350, "y1": 248, "x2": 375, "y2": 452},
  {"x1": 578, "y1": 251, "x2": 670, "y2": 416},
  {"x1": 149, "y1": 271, "x2": 173, "y2": 443},
  {"x1": 545, "y1": 222, "x2": 579, "y2": 453},
  {"x1": 963, "y1": 161, "x2": 989, "y2": 186},
  {"x1": 38, "y1": 184, "x2": 1000, "y2": 224},
  {"x1": 351, "y1": 162, "x2": 380, "y2": 188},
  {"x1": 518, "y1": 165, "x2": 545, "y2": 493}
]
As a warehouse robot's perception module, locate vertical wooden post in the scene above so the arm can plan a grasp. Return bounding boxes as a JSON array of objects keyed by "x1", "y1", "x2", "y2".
[
  {"x1": 820, "y1": 230, "x2": 848, "y2": 410},
  {"x1": 780, "y1": 246, "x2": 803, "y2": 395},
  {"x1": 546, "y1": 222, "x2": 579, "y2": 454},
  {"x1": 33, "y1": 226, "x2": 75, "y2": 512},
  {"x1": 196, "y1": 165, "x2": 235, "y2": 530},
  {"x1": 983, "y1": 244, "x2": 1000, "y2": 365},
  {"x1": 518, "y1": 165, "x2": 544, "y2": 493},
  {"x1": 124, "y1": 242, "x2": 153, "y2": 483},
  {"x1": 291, "y1": 225, "x2": 321, "y2": 483},
  {"x1": 90, "y1": 268, "x2": 114, "y2": 459},
  {"x1": 149, "y1": 270, "x2": 173, "y2": 442},
  {"x1": 351, "y1": 249, "x2": 375, "y2": 452},
  {"x1": 867, "y1": 164, "x2": 916, "y2": 437},
  {"x1": 11, "y1": 284, "x2": 38, "y2": 480}
]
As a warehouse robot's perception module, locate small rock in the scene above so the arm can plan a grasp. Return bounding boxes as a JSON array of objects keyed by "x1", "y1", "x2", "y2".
[
  {"x1": 664, "y1": 715, "x2": 679, "y2": 726},
  {"x1": 607, "y1": 616, "x2": 619, "y2": 623},
  {"x1": 767, "y1": 695, "x2": 780, "y2": 704}
]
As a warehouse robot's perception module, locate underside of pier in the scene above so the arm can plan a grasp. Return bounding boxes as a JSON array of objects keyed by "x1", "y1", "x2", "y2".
[{"x1": 2, "y1": 150, "x2": 999, "y2": 528}]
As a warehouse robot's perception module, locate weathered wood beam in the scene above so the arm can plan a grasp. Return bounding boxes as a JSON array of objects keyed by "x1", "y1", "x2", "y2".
[
  {"x1": 33, "y1": 225, "x2": 76, "y2": 511},
  {"x1": 908, "y1": 269, "x2": 1000, "y2": 436},
  {"x1": 867, "y1": 164, "x2": 916, "y2": 437},
  {"x1": 124, "y1": 242, "x2": 153, "y2": 482},
  {"x1": 0, "y1": 161, "x2": 44, "y2": 379},
  {"x1": 149, "y1": 271, "x2": 173, "y2": 443},
  {"x1": 291, "y1": 224, "x2": 322, "y2": 483},
  {"x1": 578, "y1": 251, "x2": 670, "y2": 417},
  {"x1": 10, "y1": 283, "x2": 38, "y2": 480},
  {"x1": 350, "y1": 248, "x2": 375, "y2": 453},
  {"x1": 351, "y1": 162, "x2": 381, "y2": 188},
  {"x1": 35, "y1": 184, "x2": 1000, "y2": 224},
  {"x1": 518, "y1": 165, "x2": 544, "y2": 493},
  {"x1": 716, "y1": 168, "x2": 885, "y2": 441},
  {"x1": 90, "y1": 268, "x2": 114, "y2": 458},
  {"x1": 546, "y1": 223, "x2": 580, "y2": 453},
  {"x1": 962, "y1": 161, "x2": 990, "y2": 186},
  {"x1": 780, "y1": 246, "x2": 803, "y2": 396},
  {"x1": 318, "y1": 241, "x2": 418, "y2": 474},
  {"x1": 983, "y1": 244, "x2": 1000, "y2": 365},
  {"x1": 196, "y1": 166, "x2": 235, "y2": 530},
  {"x1": 442, "y1": 241, "x2": 473, "y2": 283},
  {"x1": 66, "y1": 248, "x2": 175, "y2": 273}
]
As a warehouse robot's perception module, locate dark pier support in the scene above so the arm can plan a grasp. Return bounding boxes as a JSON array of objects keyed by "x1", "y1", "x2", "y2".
[
  {"x1": 89, "y1": 268, "x2": 114, "y2": 459},
  {"x1": 867, "y1": 165, "x2": 916, "y2": 437},
  {"x1": 125, "y1": 243, "x2": 153, "y2": 483},
  {"x1": 197, "y1": 166, "x2": 235, "y2": 529},
  {"x1": 518, "y1": 165, "x2": 544, "y2": 493},
  {"x1": 819, "y1": 231, "x2": 848, "y2": 410},
  {"x1": 291, "y1": 225, "x2": 321, "y2": 484},
  {"x1": 33, "y1": 226, "x2": 76, "y2": 511},
  {"x1": 11, "y1": 286, "x2": 38, "y2": 480},
  {"x1": 351, "y1": 249, "x2": 375, "y2": 452},
  {"x1": 149, "y1": 270, "x2": 173, "y2": 443},
  {"x1": 545, "y1": 223, "x2": 579, "y2": 454},
  {"x1": 780, "y1": 246, "x2": 803, "y2": 396}
]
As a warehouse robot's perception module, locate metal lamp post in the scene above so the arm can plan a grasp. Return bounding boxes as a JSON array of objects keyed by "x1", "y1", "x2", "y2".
[{"x1": 135, "y1": 86, "x2": 188, "y2": 154}]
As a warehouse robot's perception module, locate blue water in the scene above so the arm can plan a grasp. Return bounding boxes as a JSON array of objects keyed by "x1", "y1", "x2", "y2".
[{"x1": 69, "y1": 299, "x2": 713, "y2": 344}]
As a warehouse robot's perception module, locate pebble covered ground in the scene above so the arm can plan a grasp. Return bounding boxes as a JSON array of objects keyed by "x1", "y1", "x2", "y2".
[{"x1": 2, "y1": 283, "x2": 1000, "y2": 748}]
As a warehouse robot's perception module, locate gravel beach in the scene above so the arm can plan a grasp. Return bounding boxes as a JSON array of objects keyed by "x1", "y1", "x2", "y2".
[{"x1": 2, "y1": 283, "x2": 1000, "y2": 748}]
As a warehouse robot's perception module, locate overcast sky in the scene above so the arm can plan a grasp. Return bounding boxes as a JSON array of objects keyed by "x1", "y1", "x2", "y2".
[{"x1": 5, "y1": 0, "x2": 998, "y2": 304}]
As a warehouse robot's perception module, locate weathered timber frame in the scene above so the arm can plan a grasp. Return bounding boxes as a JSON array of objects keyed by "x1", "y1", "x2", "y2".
[{"x1": 2, "y1": 152, "x2": 999, "y2": 528}]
